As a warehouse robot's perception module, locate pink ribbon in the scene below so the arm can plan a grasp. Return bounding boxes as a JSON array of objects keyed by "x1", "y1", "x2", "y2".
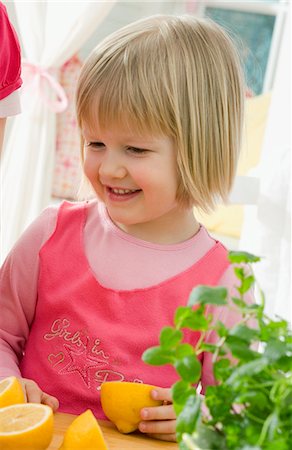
[{"x1": 22, "y1": 60, "x2": 68, "y2": 113}]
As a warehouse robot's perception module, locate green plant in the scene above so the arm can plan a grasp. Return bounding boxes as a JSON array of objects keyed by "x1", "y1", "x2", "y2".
[{"x1": 142, "y1": 251, "x2": 292, "y2": 450}]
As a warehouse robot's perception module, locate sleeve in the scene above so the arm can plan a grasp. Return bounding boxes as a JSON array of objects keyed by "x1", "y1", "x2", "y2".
[
  {"x1": 0, "y1": 90, "x2": 21, "y2": 118},
  {"x1": 200, "y1": 263, "x2": 255, "y2": 391},
  {"x1": 0, "y1": 206, "x2": 58, "y2": 379},
  {"x1": 0, "y1": 2, "x2": 23, "y2": 103}
]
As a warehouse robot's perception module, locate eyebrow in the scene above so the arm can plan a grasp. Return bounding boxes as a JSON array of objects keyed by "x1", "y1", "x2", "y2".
[{"x1": 82, "y1": 131, "x2": 160, "y2": 146}]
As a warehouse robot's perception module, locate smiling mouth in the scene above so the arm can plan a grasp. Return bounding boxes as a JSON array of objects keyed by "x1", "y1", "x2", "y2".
[{"x1": 109, "y1": 187, "x2": 141, "y2": 195}]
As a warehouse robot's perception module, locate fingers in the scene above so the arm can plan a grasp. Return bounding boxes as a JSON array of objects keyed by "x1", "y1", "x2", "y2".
[
  {"x1": 138, "y1": 387, "x2": 177, "y2": 441},
  {"x1": 140, "y1": 387, "x2": 175, "y2": 421},
  {"x1": 139, "y1": 419, "x2": 177, "y2": 437},
  {"x1": 41, "y1": 391, "x2": 59, "y2": 412},
  {"x1": 151, "y1": 387, "x2": 172, "y2": 403},
  {"x1": 22, "y1": 379, "x2": 42, "y2": 403},
  {"x1": 141, "y1": 404, "x2": 176, "y2": 421},
  {"x1": 20, "y1": 378, "x2": 59, "y2": 412},
  {"x1": 147, "y1": 433, "x2": 177, "y2": 442},
  {"x1": 139, "y1": 405, "x2": 176, "y2": 438}
]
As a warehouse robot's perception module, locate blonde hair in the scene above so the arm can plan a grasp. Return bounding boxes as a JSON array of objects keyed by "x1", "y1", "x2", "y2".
[{"x1": 76, "y1": 15, "x2": 245, "y2": 212}]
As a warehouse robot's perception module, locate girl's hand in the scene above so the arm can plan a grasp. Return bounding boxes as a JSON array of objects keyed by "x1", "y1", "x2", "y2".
[
  {"x1": 139, "y1": 387, "x2": 177, "y2": 442},
  {"x1": 18, "y1": 377, "x2": 59, "y2": 412}
]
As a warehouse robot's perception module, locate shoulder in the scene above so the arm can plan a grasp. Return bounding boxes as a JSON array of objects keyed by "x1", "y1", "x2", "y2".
[
  {"x1": 1, "y1": 204, "x2": 60, "y2": 294},
  {"x1": 8, "y1": 203, "x2": 61, "y2": 259}
]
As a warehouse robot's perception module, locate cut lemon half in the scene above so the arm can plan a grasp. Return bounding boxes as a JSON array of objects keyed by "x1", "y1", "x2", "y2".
[
  {"x1": 100, "y1": 381, "x2": 163, "y2": 434},
  {"x1": 59, "y1": 409, "x2": 108, "y2": 450},
  {"x1": 0, "y1": 376, "x2": 25, "y2": 408},
  {"x1": 0, "y1": 403, "x2": 54, "y2": 450}
]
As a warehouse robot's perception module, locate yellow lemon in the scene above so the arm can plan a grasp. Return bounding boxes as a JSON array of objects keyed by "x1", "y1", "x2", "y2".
[
  {"x1": 59, "y1": 409, "x2": 108, "y2": 450},
  {"x1": 100, "y1": 381, "x2": 163, "y2": 434},
  {"x1": 0, "y1": 376, "x2": 25, "y2": 408},
  {"x1": 0, "y1": 403, "x2": 54, "y2": 450}
]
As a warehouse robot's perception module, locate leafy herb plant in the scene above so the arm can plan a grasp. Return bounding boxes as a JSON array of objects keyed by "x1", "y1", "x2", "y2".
[{"x1": 143, "y1": 252, "x2": 292, "y2": 449}]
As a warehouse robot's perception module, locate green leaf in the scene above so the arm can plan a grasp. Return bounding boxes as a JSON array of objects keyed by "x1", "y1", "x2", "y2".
[
  {"x1": 215, "y1": 320, "x2": 229, "y2": 338},
  {"x1": 190, "y1": 423, "x2": 227, "y2": 449},
  {"x1": 244, "y1": 423, "x2": 263, "y2": 446},
  {"x1": 174, "y1": 354, "x2": 201, "y2": 383},
  {"x1": 263, "y1": 439, "x2": 289, "y2": 450},
  {"x1": 237, "y1": 275, "x2": 255, "y2": 295},
  {"x1": 276, "y1": 355, "x2": 292, "y2": 372},
  {"x1": 174, "y1": 306, "x2": 209, "y2": 331},
  {"x1": 226, "y1": 357, "x2": 269, "y2": 385},
  {"x1": 228, "y1": 251, "x2": 261, "y2": 264},
  {"x1": 205, "y1": 384, "x2": 234, "y2": 421},
  {"x1": 188, "y1": 285, "x2": 228, "y2": 307},
  {"x1": 224, "y1": 421, "x2": 246, "y2": 449},
  {"x1": 263, "y1": 338, "x2": 290, "y2": 362},
  {"x1": 200, "y1": 342, "x2": 217, "y2": 353},
  {"x1": 176, "y1": 395, "x2": 202, "y2": 442},
  {"x1": 159, "y1": 326, "x2": 183, "y2": 349},
  {"x1": 142, "y1": 346, "x2": 175, "y2": 366},
  {"x1": 234, "y1": 267, "x2": 245, "y2": 280},
  {"x1": 225, "y1": 336, "x2": 259, "y2": 361},
  {"x1": 172, "y1": 381, "x2": 197, "y2": 415},
  {"x1": 174, "y1": 306, "x2": 193, "y2": 328},
  {"x1": 178, "y1": 440, "x2": 190, "y2": 450},
  {"x1": 176, "y1": 343, "x2": 196, "y2": 358},
  {"x1": 232, "y1": 296, "x2": 248, "y2": 308},
  {"x1": 240, "y1": 446, "x2": 261, "y2": 450},
  {"x1": 214, "y1": 358, "x2": 231, "y2": 382},
  {"x1": 235, "y1": 390, "x2": 270, "y2": 411},
  {"x1": 229, "y1": 324, "x2": 259, "y2": 344},
  {"x1": 259, "y1": 319, "x2": 290, "y2": 341}
]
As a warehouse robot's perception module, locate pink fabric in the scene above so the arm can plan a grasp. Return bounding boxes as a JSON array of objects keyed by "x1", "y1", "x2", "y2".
[
  {"x1": 21, "y1": 61, "x2": 67, "y2": 112},
  {"x1": 19, "y1": 201, "x2": 229, "y2": 417},
  {"x1": 52, "y1": 55, "x2": 83, "y2": 200},
  {"x1": 0, "y1": 2, "x2": 22, "y2": 100},
  {"x1": 0, "y1": 199, "x2": 252, "y2": 411}
]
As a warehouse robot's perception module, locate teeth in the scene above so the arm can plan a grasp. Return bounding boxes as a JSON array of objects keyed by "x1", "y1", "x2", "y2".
[{"x1": 111, "y1": 188, "x2": 137, "y2": 194}]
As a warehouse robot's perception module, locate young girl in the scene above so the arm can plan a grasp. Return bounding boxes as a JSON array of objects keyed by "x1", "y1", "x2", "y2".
[{"x1": 0, "y1": 15, "x2": 246, "y2": 442}]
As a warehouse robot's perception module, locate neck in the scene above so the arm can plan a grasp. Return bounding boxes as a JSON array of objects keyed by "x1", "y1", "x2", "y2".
[{"x1": 115, "y1": 208, "x2": 200, "y2": 245}]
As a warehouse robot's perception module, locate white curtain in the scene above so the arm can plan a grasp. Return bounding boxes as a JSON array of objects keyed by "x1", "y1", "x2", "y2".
[
  {"x1": 0, "y1": 1, "x2": 115, "y2": 263},
  {"x1": 240, "y1": 7, "x2": 291, "y2": 323}
]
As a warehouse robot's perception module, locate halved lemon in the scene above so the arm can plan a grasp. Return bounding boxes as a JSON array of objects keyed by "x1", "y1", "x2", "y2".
[
  {"x1": 100, "y1": 381, "x2": 163, "y2": 434},
  {"x1": 0, "y1": 376, "x2": 25, "y2": 408},
  {"x1": 0, "y1": 403, "x2": 54, "y2": 450},
  {"x1": 59, "y1": 409, "x2": 108, "y2": 450}
]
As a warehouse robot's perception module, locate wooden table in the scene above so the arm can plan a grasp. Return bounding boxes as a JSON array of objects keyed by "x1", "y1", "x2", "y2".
[{"x1": 49, "y1": 412, "x2": 178, "y2": 449}]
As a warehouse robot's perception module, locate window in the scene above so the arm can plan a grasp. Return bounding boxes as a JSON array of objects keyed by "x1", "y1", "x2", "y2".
[{"x1": 196, "y1": 1, "x2": 288, "y2": 95}]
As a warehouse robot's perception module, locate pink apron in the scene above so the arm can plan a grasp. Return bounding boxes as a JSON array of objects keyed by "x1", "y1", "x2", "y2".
[{"x1": 20, "y1": 202, "x2": 229, "y2": 418}]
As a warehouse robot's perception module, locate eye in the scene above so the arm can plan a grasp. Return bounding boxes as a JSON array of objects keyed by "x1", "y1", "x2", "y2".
[
  {"x1": 85, "y1": 142, "x2": 105, "y2": 151},
  {"x1": 126, "y1": 146, "x2": 148, "y2": 155}
]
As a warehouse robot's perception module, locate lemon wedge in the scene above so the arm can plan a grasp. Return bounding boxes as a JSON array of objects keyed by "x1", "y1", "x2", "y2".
[
  {"x1": 0, "y1": 376, "x2": 25, "y2": 408},
  {"x1": 0, "y1": 403, "x2": 54, "y2": 450},
  {"x1": 100, "y1": 381, "x2": 163, "y2": 434},
  {"x1": 59, "y1": 409, "x2": 108, "y2": 450}
]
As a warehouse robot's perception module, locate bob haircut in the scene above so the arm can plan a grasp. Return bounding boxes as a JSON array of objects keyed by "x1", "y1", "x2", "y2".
[{"x1": 76, "y1": 15, "x2": 245, "y2": 212}]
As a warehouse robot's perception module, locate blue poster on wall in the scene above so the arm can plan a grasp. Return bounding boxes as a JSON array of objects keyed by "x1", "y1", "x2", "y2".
[{"x1": 205, "y1": 7, "x2": 275, "y2": 95}]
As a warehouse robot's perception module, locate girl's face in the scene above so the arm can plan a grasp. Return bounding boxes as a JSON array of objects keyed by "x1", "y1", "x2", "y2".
[{"x1": 82, "y1": 123, "x2": 197, "y2": 243}]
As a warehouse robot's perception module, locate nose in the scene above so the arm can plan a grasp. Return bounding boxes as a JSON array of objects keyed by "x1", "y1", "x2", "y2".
[{"x1": 98, "y1": 150, "x2": 127, "y2": 180}]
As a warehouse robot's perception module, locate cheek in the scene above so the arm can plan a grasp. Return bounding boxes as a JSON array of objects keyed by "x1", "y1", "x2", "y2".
[
  {"x1": 83, "y1": 158, "x2": 91, "y2": 180},
  {"x1": 83, "y1": 153, "x2": 99, "y2": 181}
]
